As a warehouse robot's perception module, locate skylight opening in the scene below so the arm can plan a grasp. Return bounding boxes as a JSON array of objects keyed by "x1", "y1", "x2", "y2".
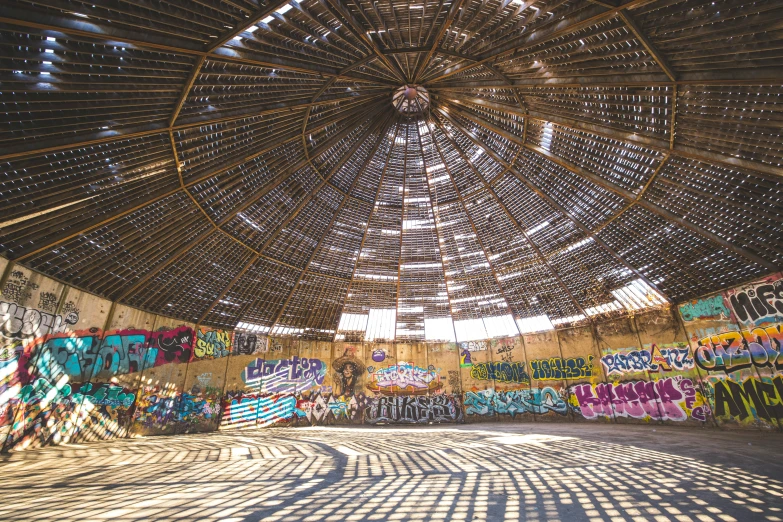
[
  {"x1": 337, "y1": 312, "x2": 368, "y2": 332},
  {"x1": 516, "y1": 315, "x2": 555, "y2": 334},
  {"x1": 366, "y1": 308, "x2": 396, "y2": 340},
  {"x1": 425, "y1": 317, "x2": 456, "y2": 342}
]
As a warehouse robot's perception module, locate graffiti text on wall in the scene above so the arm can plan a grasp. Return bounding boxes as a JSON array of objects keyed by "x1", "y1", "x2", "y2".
[
  {"x1": 530, "y1": 356, "x2": 593, "y2": 381},
  {"x1": 366, "y1": 362, "x2": 441, "y2": 395},
  {"x1": 571, "y1": 377, "x2": 708, "y2": 422},
  {"x1": 195, "y1": 328, "x2": 231, "y2": 359},
  {"x1": 601, "y1": 344, "x2": 693, "y2": 375},
  {"x1": 465, "y1": 388, "x2": 568, "y2": 416},
  {"x1": 469, "y1": 361, "x2": 529, "y2": 384},
  {"x1": 694, "y1": 326, "x2": 783, "y2": 373},
  {"x1": 242, "y1": 356, "x2": 327, "y2": 393},
  {"x1": 726, "y1": 276, "x2": 783, "y2": 326},
  {"x1": 1, "y1": 300, "x2": 78, "y2": 341},
  {"x1": 365, "y1": 395, "x2": 462, "y2": 424}
]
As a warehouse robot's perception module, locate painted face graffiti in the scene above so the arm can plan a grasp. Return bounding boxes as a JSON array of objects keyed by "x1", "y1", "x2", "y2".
[{"x1": 242, "y1": 356, "x2": 327, "y2": 393}]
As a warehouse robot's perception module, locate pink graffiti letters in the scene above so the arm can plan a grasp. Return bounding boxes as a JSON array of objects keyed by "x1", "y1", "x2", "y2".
[{"x1": 572, "y1": 377, "x2": 706, "y2": 422}]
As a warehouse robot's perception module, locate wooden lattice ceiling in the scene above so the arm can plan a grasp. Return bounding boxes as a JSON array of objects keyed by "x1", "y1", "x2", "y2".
[{"x1": 0, "y1": 0, "x2": 781, "y2": 340}]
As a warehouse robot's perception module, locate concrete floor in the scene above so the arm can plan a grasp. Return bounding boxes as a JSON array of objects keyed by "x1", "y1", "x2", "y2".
[{"x1": 1, "y1": 424, "x2": 782, "y2": 522}]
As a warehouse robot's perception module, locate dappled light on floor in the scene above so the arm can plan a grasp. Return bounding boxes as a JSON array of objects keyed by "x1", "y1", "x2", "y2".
[{"x1": 1, "y1": 424, "x2": 782, "y2": 521}]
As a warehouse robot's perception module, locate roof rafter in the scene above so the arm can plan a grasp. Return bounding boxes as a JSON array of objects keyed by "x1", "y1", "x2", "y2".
[
  {"x1": 264, "y1": 115, "x2": 399, "y2": 333},
  {"x1": 429, "y1": 113, "x2": 590, "y2": 319},
  {"x1": 438, "y1": 105, "x2": 779, "y2": 273}
]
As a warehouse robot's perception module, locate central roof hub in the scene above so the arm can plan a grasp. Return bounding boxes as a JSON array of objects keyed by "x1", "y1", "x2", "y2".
[{"x1": 392, "y1": 84, "x2": 429, "y2": 115}]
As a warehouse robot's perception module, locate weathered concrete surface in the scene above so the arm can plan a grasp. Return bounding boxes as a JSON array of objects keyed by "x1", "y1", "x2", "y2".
[{"x1": 1, "y1": 423, "x2": 781, "y2": 521}]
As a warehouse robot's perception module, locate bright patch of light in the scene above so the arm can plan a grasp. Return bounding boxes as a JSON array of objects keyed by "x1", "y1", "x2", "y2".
[
  {"x1": 516, "y1": 315, "x2": 555, "y2": 334},
  {"x1": 612, "y1": 279, "x2": 668, "y2": 311},
  {"x1": 527, "y1": 220, "x2": 549, "y2": 235},
  {"x1": 337, "y1": 313, "x2": 368, "y2": 332},
  {"x1": 483, "y1": 314, "x2": 518, "y2": 338},
  {"x1": 366, "y1": 308, "x2": 396, "y2": 341},
  {"x1": 277, "y1": 4, "x2": 293, "y2": 14},
  {"x1": 454, "y1": 318, "x2": 488, "y2": 342},
  {"x1": 425, "y1": 317, "x2": 456, "y2": 342}
]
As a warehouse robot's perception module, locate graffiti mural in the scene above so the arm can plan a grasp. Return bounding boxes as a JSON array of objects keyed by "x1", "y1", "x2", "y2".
[
  {"x1": 365, "y1": 395, "x2": 462, "y2": 424},
  {"x1": 1, "y1": 300, "x2": 78, "y2": 343},
  {"x1": 601, "y1": 344, "x2": 694, "y2": 375},
  {"x1": 724, "y1": 275, "x2": 783, "y2": 326},
  {"x1": 570, "y1": 377, "x2": 709, "y2": 422},
  {"x1": 242, "y1": 356, "x2": 327, "y2": 393},
  {"x1": 464, "y1": 389, "x2": 568, "y2": 417},
  {"x1": 469, "y1": 361, "x2": 530, "y2": 384},
  {"x1": 332, "y1": 354, "x2": 365, "y2": 396},
  {"x1": 679, "y1": 295, "x2": 732, "y2": 323},
  {"x1": 221, "y1": 392, "x2": 305, "y2": 428},
  {"x1": 530, "y1": 356, "x2": 593, "y2": 381},
  {"x1": 299, "y1": 393, "x2": 366, "y2": 424},
  {"x1": 694, "y1": 327, "x2": 783, "y2": 373},
  {"x1": 708, "y1": 375, "x2": 783, "y2": 423},
  {"x1": 233, "y1": 332, "x2": 268, "y2": 355},
  {"x1": 194, "y1": 328, "x2": 231, "y2": 359},
  {"x1": 366, "y1": 362, "x2": 441, "y2": 395},
  {"x1": 150, "y1": 326, "x2": 194, "y2": 366}
]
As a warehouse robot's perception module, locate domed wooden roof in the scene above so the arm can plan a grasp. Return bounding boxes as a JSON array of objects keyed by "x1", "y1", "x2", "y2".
[{"x1": 0, "y1": 0, "x2": 781, "y2": 340}]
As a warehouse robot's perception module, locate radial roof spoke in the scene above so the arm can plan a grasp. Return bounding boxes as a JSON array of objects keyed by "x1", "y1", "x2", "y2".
[{"x1": 2, "y1": 0, "x2": 781, "y2": 334}]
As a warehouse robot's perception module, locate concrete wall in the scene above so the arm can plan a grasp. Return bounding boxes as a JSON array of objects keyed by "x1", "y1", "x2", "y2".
[{"x1": 2, "y1": 260, "x2": 781, "y2": 452}]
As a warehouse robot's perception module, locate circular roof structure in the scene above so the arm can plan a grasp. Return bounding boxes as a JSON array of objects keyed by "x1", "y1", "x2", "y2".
[
  {"x1": 0, "y1": 0, "x2": 781, "y2": 340},
  {"x1": 393, "y1": 85, "x2": 430, "y2": 114}
]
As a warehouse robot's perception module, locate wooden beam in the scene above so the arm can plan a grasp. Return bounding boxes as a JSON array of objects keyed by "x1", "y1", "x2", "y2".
[
  {"x1": 435, "y1": 92, "x2": 783, "y2": 179},
  {"x1": 266, "y1": 115, "x2": 399, "y2": 333},
  {"x1": 428, "y1": 114, "x2": 590, "y2": 319},
  {"x1": 318, "y1": 0, "x2": 407, "y2": 83},
  {"x1": 617, "y1": 10, "x2": 676, "y2": 82},
  {"x1": 412, "y1": 0, "x2": 465, "y2": 83},
  {"x1": 438, "y1": 106, "x2": 778, "y2": 272},
  {"x1": 332, "y1": 119, "x2": 402, "y2": 340}
]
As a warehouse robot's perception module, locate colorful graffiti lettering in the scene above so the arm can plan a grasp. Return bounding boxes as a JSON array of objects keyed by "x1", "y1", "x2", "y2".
[
  {"x1": 601, "y1": 344, "x2": 693, "y2": 375},
  {"x1": 726, "y1": 276, "x2": 783, "y2": 326},
  {"x1": 150, "y1": 326, "x2": 193, "y2": 366},
  {"x1": 460, "y1": 340, "x2": 488, "y2": 352},
  {"x1": 194, "y1": 328, "x2": 231, "y2": 359},
  {"x1": 694, "y1": 326, "x2": 783, "y2": 373},
  {"x1": 679, "y1": 295, "x2": 732, "y2": 323},
  {"x1": 0, "y1": 300, "x2": 78, "y2": 341},
  {"x1": 469, "y1": 361, "x2": 529, "y2": 384},
  {"x1": 530, "y1": 356, "x2": 593, "y2": 381},
  {"x1": 222, "y1": 392, "x2": 304, "y2": 428},
  {"x1": 366, "y1": 362, "x2": 441, "y2": 395},
  {"x1": 571, "y1": 377, "x2": 707, "y2": 422},
  {"x1": 464, "y1": 388, "x2": 568, "y2": 416},
  {"x1": 711, "y1": 376, "x2": 783, "y2": 423},
  {"x1": 242, "y1": 356, "x2": 327, "y2": 393},
  {"x1": 301, "y1": 393, "x2": 364, "y2": 423},
  {"x1": 365, "y1": 395, "x2": 462, "y2": 424}
]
